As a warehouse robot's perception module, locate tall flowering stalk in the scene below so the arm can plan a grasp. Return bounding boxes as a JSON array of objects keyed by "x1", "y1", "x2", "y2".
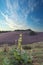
[{"x1": 18, "y1": 34, "x2": 22, "y2": 51}]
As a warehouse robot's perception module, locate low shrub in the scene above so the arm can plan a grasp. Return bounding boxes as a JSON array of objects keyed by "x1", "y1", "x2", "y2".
[{"x1": 3, "y1": 48, "x2": 33, "y2": 65}]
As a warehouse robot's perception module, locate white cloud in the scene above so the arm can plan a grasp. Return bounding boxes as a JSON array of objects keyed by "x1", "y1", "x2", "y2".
[
  {"x1": 0, "y1": 0, "x2": 39, "y2": 31},
  {"x1": 31, "y1": 16, "x2": 42, "y2": 24},
  {"x1": 6, "y1": 0, "x2": 38, "y2": 20},
  {"x1": 17, "y1": 0, "x2": 38, "y2": 20},
  {"x1": 1, "y1": 11, "x2": 29, "y2": 30},
  {"x1": 28, "y1": 0, "x2": 38, "y2": 12},
  {"x1": 1, "y1": 12, "x2": 15, "y2": 29},
  {"x1": 6, "y1": 0, "x2": 13, "y2": 13},
  {"x1": 5, "y1": 0, "x2": 29, "y2": 29}
]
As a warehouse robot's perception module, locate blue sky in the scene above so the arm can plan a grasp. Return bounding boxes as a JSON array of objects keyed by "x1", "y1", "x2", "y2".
[{"x1": 0, "y1": 0, "x2": 43, "y2": 32}]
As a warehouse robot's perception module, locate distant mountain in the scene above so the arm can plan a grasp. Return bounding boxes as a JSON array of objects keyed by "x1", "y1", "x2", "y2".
[
  {"x1": 15, "y1": 29, "x2": 37, "y2": 35},
  {"x1": 15, "y1": 29, "x2": 32, "y2": 31}
]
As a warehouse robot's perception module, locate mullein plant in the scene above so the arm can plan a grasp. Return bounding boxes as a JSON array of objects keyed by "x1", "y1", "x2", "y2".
[
  {"x1": 14, "y1": 34, "x2": 33, "y2": 63},
  {"x1": 3, "y1": 33, "x2": 33, "y2": 65},
  {"x1": 18, "y1": 34, "x2": 23, "y2": 51}
]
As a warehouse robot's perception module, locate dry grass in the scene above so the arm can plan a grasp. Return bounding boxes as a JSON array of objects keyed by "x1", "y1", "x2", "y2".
[{"x1": 0, "y1": 42, "x2": 43, "y2": 65}]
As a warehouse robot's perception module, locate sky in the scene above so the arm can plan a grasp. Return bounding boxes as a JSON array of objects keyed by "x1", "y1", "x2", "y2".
[{"x1": 0, "y1": 0, "x2": 43, "y2": 32}]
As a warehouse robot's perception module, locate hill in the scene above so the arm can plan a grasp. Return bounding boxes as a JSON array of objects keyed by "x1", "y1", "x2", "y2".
[{"x1": 0, "y1": 29, "x2": 43, "y2": 45}]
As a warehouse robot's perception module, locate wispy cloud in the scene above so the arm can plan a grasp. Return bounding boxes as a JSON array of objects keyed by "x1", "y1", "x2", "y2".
[
  {"x1": 6, "y1": 0, "x2": 38, "y2": 20},
  {"x1": 1, "y1": 11, "x2": 29, "y2": 30},
  {"x1": 31, "y1": 16, "x2": 43, "y2": 25},
  {"x1": 28, "y1": 0, "x2": 38, "y2": 11},
  {"x1": 18, "y1": 0, "x2": 38, "y2": 17},
  {"x1": 31, "y1": 16, "x2": 40, "y2": 22},
  {"x1": 1, "y1": 12, "x2": 15, "y2": 29},
  {"x1": 5, "y1": 0, "x2": 29, "y2": 29},
  {"x1": 6, "y1": 0, "x2": 13, "y2": 14},
  {"x1": 0, "y1": 0, "x2": 40, "y2": 31}
]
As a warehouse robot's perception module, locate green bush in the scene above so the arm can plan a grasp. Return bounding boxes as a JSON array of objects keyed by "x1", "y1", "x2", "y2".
[{"x1": 3, "y1": 48, "x2": 33, "y2": 65}]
